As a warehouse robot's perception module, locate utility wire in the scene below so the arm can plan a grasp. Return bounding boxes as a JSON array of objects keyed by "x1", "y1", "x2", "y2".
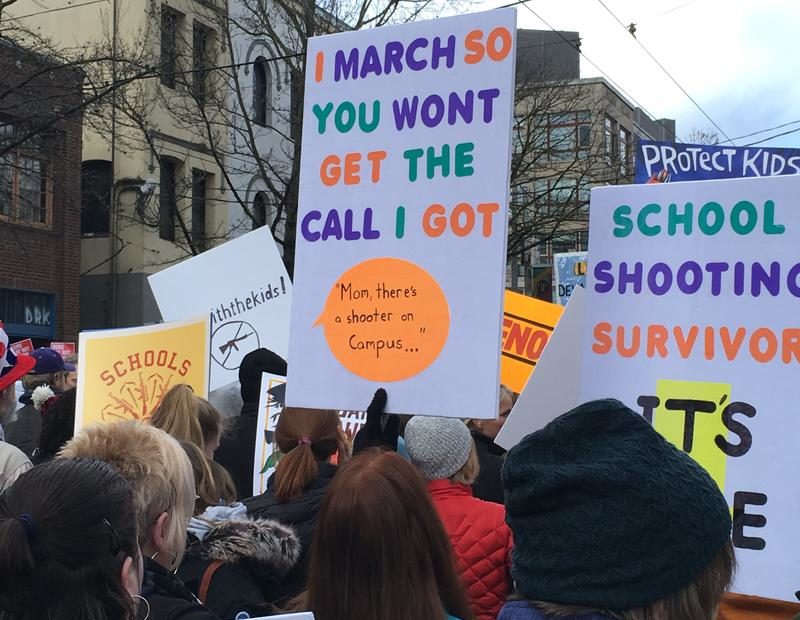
[
  {"x1": 719, "y1": 119, "x2": 800, "y2": 145},
  {"x1": 3, "y1": 0, "x2": 108, "y2": 21},
  {"x1": 518, "y1": 2, "x2": 681, "y2": 142},
  {"x1": 745, "y1": 126, "x2": 800, "y2": 148},
  {"x1": 593, "y1": 0, "x2": 733, "y2": 144}
]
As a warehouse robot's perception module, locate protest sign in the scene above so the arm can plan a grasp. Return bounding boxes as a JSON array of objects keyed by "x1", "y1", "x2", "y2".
[
  {"x1": 50, "y1": 342, "x2": 76, "y2": 358},
  {"x1": 553, "y1": 251, "x2": 587, "y2": 306},
  {"x1": 286, "y1": 9, "x2": 517, "y2": 417},
  {"x1": 635, "y1": 140, "x2": 800, "y2": 184},
  {"x1": 500, "y1": 290, "x2": 564, "y2": 394},
  {"x1": 581, "y1": 175, "x2": 800, "y2": 601},
  {"x1": 252, "y1": 372, "x2": 367, "y2": 496},
  {"x1": 74, "y1": 317, "x2": 210, "y2": 432},
  {"x1": 148, "y1": 228, "x2": 292, "y2": 390},
  {"x1": 10, "y1": 339, "x2": 33, "y2": 357},
  {"x1": 496, "y1": 287, "x2": 583, "y2": 451}
]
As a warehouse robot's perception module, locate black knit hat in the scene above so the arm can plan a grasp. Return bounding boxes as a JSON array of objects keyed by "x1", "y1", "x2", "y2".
[
  {"x1": 239, "y1": 348, "x2": 287, "y2": 404},
  {"x1": 502, "y1": 399, "x2": 732, "y2": 611}
]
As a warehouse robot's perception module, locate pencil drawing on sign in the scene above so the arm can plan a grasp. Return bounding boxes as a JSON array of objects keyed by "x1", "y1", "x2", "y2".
[
  {"x1": 102, "y1": 373, "x2": 175, "y2": 423},
  {"x1": 211, "y1": 321, "x2": 261, "y2": 370}
]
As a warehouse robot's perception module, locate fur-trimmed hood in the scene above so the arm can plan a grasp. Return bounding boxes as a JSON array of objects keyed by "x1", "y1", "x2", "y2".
[{"x1": 189, "y1": 517, "x2": 301, "y2": 577}]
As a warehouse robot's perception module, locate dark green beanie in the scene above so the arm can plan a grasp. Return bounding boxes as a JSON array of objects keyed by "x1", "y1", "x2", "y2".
[{"x1": 502, "y1": 399, "x2": 732, "y2": 611}]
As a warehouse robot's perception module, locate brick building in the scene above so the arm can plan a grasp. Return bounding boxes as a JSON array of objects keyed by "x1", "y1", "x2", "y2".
[{"x1": 0, "y1": 40, "x2": 83, "y2": 345}]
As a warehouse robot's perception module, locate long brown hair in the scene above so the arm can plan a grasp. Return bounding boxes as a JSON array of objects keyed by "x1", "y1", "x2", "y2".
[
  {"x1": 149, "y1": 384, "x2": 203, "y2": 448},
  {"x1": 303, "y1": 451, "x2": 475, "y2": 620},
  {"x1": 273, "y1": 407, "x2": 339, "y2": 502},
  {"x1": 179, "y1": 441, "x2": 236, "y2": 515}
]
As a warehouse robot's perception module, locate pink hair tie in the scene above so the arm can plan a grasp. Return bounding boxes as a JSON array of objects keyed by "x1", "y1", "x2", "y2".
[{"x1": 298, "y1": 437, "x2": 312, "y2": 446}]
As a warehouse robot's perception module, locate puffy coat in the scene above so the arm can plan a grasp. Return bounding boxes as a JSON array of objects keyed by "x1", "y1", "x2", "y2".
[
  {"x1": 178, "y1": 511, "x2": 301, "y2": 618},
  {"x1": 143, "y1": 557, "x2": 219, "y2": 620},
  {"x1": 428, "y1": 480, "x2": 513, "y2": 620}
]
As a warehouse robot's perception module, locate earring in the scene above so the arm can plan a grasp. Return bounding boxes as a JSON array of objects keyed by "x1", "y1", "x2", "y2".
[
  {"x1": 132, "y1": 594, "x2": 151, "y2": 620},
  {"x1": 149, "y1": 551, "x2": 159, "y2": 561}
]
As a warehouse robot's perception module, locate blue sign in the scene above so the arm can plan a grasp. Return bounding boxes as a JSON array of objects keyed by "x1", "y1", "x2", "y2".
[
  {"x1": 553, "y1": 252, "x2": 587, "y2": 306},
  {"x1": 635, "y1": 140, "x2": 800, "y2": 184}
]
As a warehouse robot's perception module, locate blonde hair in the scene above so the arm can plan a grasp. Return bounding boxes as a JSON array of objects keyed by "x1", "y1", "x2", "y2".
[
  {"x1": 499, "y1": 384, "x2": 515, "y2": 405},
  {"x1": 529, "y1": 540, "x2": 735, "y2": 620},
  {"x1": 450, "y1": 441, "x2": 479, "y2": 485},
  {"x1": 59, "y1": 421, "x2": 195, "y2": 566},
  {"x1": 149, "y1": 384, "x2": 204, "y2": 449},
  {"x1": 196, "y1": 398, "x2": 224, "y2": 446}
]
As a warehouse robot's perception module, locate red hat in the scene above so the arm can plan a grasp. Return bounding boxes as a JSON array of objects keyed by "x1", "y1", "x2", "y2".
[{"x1": 0, "y1": 323, "x2": 36, "y2": 391}]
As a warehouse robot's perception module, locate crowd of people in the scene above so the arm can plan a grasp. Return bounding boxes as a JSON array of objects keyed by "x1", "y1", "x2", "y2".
[{"x1": 0, "y1": 326, "x2": 797, "y2": 620}]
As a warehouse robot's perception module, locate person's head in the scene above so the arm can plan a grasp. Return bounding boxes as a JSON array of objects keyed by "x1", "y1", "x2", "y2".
[
  {"x1": 37, "y1": 387, "x2": 77, "y2": 461},
  {"x1": 274, "y1": 407, "x2": 340, "y2": 502},
  {"x1": 239, "y1": 348, "x2": 287, "y2": 405},
  {"x1": 24, "y1": 348, "x2": 75, "y2": 393},
  {"x1": 180, "y1": 440, "x2": 236, "y2": 515},
  {"x1": 0, "y1": 457, "x2": 141, "y2": 620},
  {"x1": 405, "y1": 416, "x2": 478, "y2": 484},
  {"x1": 468, "y1": 384, "x2": 515, "y2": 441},
  {"x1": 149, "y1": 383, "x2": 204, "y2": 449},
  {"x1": 304, "y1": 451, "x2": 475, "y2": 620},
  {"x1": 503, "y1": 399, "x2": 735, "y2": 620},
  {"x1": 60, "y1": 421, "x2": 195, "y2": 571},
  {"x1": 196, "y1": 398, "x2": 224, "y2": 459},
  {"x1": 63, "y1": 355, "x2": 78, "y2": 390},
  {"x1": 0, "y1": 327, "x2": 35, "y2": 421}
]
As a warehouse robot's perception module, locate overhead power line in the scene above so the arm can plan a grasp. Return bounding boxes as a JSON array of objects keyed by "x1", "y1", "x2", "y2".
[
  {"x1": 593, "y1": 0, "x2": 734, "y2": 145},
  {"x1": 745, "y1": 126, "x2": 800, "y2": 148},
  {"x1": 719, "y1": 119, "x2": 800, "y2": 145},
  {"x1": 4, "y1": 0, "x2": 109, "y2": 21}
]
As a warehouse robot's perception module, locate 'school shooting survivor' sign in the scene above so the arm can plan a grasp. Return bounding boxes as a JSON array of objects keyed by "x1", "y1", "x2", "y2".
[
  {"x1": 287, "y1": 10, "x2": 517, "y2": 417},
  {"x1": 580, "y1": 174, "x2": 800, "y2": 601}
]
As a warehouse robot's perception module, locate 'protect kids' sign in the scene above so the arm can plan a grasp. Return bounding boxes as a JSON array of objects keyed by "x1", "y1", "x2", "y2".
[
  {"x1": 581, "y1": 175, "x2": 800, "y2": 602},
  {"x1": 286, "y1": 9, "x2": 517, "y2": 417}
]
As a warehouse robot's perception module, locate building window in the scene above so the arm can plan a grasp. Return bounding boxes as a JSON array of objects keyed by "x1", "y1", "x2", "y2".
[
  {"x1": 533, "y1": 177, "x2": 591, "y2": 218},
  {"x1": 159, "y1": 159, "x2": 177, "y2": 241},
  {"x1": 81, "y1": 160, "x2": 112, "y2": 236},
  {"x1": 193, "y1": 22, "x2": 209, "y2": 107},
  {"x1": 535, "y1": 111, "x2": 591, "y2": 161},
  {"x1": 161, "y1": 6, "x2": 180, "y2": 89},
  {"x1": 619, "y1": 127, "x2": 632, "y2": 175},
  {"x1": 605, "y1": 116, "x2": 619, "y2": 163},
  {"x1": 252, "y1": 191, "x2": 270, "y2": 229},
  {"x1": 0, "y1": 124, "x2": 52, "y2": 227},
  {"x1": 253, "y1": 57, "x2": 271, "y2": 126},
  {"x1": 191, "y1": 169, "x2": 207, "y2": 251}
]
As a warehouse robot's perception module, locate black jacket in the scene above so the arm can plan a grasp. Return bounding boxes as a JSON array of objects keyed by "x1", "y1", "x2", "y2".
[
  {"x1": 143, "y1": 557, "x2": 219, "y2": 620},
  {"x1": 5, "y1": 400, "x2": 41, "y2": 459},
  {"x1": 178, "y1": 516, "x2": 301, "y2": 617},
  {"x1": 215, "y1": 401, "x2": 258, "y2": 500},
  {"x1": 244, "y1": 462, "x2": 337, "y2": 598},
  {"x1": 471, "y1": 431, "x2": 507, "y2": 505}
]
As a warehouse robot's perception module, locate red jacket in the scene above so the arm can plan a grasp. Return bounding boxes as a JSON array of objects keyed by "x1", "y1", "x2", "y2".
[{"x1": 428, "y1": 480, "x2": 513, "y2": 620}]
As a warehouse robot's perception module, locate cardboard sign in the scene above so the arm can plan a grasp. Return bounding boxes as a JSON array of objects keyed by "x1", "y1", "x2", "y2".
[
  {"x1": 636, "y1": 140, "x2": 800, "y2": 184},
  {"x1": 50, "y1": 342, "x2": 76, "y2": 358},
  {"x1": 553, "y1": 251, "x2": 587, "y2": 306},
  {"x1": 286, "y1": 9, "x2": 517, "y2": 417},
  {"x1": 74, "y1": 317, "x2": 210, "y2": 432},
  {"x1": 148, "y1": 228, "x2": 292, "y2": 391},
  {"x1": 580, "y1": 175, "x2": 800, "y2": 601},
  {"x1": 10, "y1": 339, "x2": 34, "y2": 357},
  {"x1": 252, "y1": 372, "x2": 367, "y2": 496},
  {"x1": 496, "y1": 287, "x2": 583, "y2": 451},
  {"x1": 501, "y1": 290, "x2": 564, "y2": 394}
]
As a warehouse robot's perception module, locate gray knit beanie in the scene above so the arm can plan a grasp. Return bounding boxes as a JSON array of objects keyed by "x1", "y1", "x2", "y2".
[{"x1": 404, "y1": 416, "x2": 473, "y2": 481}]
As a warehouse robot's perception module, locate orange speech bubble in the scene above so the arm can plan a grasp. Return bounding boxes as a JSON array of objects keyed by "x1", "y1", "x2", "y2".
[{"x1": 315, "y1": 258, "x2": 450, "y2": 382}]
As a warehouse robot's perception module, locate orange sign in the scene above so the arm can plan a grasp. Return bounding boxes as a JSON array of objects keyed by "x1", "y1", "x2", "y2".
[{"x1": 501, "y1": 290, "x2": 564, "y2": 393}]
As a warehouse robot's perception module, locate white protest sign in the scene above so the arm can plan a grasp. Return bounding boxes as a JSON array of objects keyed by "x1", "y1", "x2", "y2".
[
  {"x1": 252, "y1": 372, "x2": 367, "y2": 497},
  {"x1": 580, "y1": 175, "x2": 800, "y2": 601},
  {"x1": 287, "y1": 9, "x2": 517, "y2": 417},
  {"x1": 148, "y1": 228, "x2": 291, "y2": 390},
  {"x1": 495, "y1": 286, "x2": 584, "y2": 451}
]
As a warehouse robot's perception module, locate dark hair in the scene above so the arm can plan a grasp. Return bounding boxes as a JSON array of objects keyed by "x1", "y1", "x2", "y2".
[
  {"x1": 0, "y1": 458, "x2": 139, "y2": 620},
  {"x1": 302, "y1": 451, "x2": 475, "y2": 620},
  {"x1": 180, "y1": 440, "x2": 236, "y2": 514},
  {"x1": 36, "y1": 387, "x2": 77, "y2": 462},
  {"x1": 274, "y1": 407, "x2": 340, "y2": 502}
]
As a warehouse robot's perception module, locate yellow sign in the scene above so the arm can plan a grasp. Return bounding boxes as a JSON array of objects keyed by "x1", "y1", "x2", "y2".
[
  {"x1": 501, "y1": 290, "x2": 564, "y2": 393},
  {"x1": 75, "y1": 317, "x2": 210, "y2": 432}
]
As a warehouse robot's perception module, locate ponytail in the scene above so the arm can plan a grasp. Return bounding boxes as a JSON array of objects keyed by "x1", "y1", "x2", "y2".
[
  {"x1": 149, "y1": 384, "x2": 204, "y2": 449},
  {"x1": 273, "y1": 408, "x2": 340, "y2": 502}
]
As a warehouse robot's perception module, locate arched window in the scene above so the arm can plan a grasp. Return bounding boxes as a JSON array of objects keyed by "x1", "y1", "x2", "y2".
[
  {"x1": 253, "y1": 57, "x2": 271, "y2": 126},
  {"x1": 252, "y1": 191, "x2": 270, "y2": 229},
  {"x1": 81, "y1": 160, "x2": 112, "y2": 236}
]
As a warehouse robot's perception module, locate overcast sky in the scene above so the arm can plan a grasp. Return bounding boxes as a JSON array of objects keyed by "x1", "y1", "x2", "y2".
[{"x1": 472, "y1": 0, "x2": 800, "y2": 147}]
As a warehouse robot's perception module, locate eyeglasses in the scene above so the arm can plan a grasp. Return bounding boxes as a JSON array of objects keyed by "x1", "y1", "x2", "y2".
[{"x1": 102, "y1": 518, "x2": 121, "y2": 556}]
